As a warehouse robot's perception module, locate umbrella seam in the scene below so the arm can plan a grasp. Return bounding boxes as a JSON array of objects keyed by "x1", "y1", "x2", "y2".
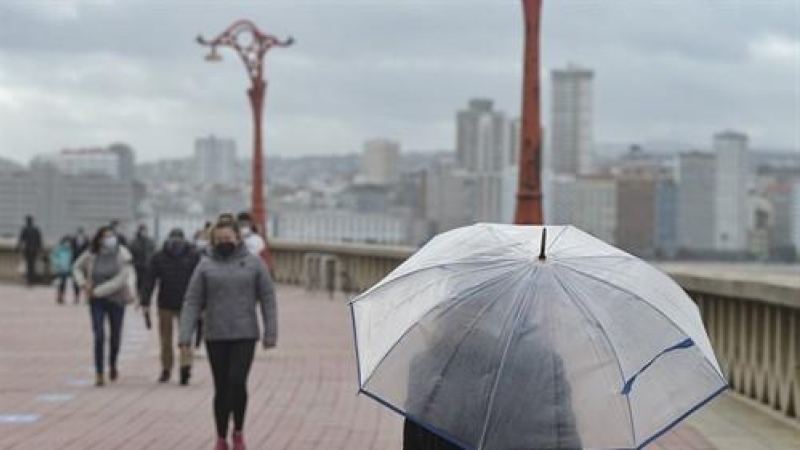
[
  {"x1": 551, "y1": 268, "x2": 637, "y2": 447},
  {"x1": 350, "y1": 259, "x2": 521, "y2": 305},
  {"x1": 477, "y1": 265, "x2": 537, "y2": 450},
  {"x1": 554, "y1": 262, "x2": 725, "y2": 383},
  {"x1": 359, "y1": 265, "x2": 524, "y2": 390}
]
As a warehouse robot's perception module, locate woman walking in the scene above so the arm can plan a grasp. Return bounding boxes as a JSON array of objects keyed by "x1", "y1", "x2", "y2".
[
  {"x1": 179, "y1": 215, "x2": 277, "y2": 450},
  {"x1": 73, "y1": 226, "x2": 134, "y2": 387},
  {"x1": 50, "y1": 235, "x2": 74, "y2": 304}
]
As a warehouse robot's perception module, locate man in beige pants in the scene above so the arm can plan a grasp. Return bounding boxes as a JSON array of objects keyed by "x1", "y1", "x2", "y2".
[{"x1": 142, "y1": 229, "x2": 201, "y2": 385}]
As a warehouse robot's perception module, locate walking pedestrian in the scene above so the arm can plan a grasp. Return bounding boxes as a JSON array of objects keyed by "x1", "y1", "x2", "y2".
[
  {"x1": 142, "y1": 229, "x2": 200, "y2": 385},
  {"x1": 50, "y1": 236, "x2": 74, "y2": 304},
  {"x1": 73, "y1": 226, "x2": 134, "y2": 387},
  {"x1": 130, "y1": 224, "x2": 155, "y2": 301},
  {"x1": 179, "y1": 215, "x2": 277, "y2": 450},
  {"x1": 235, "y1": 212, "x2": 265, "y2": 256},
  {"x1": 16, "y1": 215, "x2": 43, "y2": 287}
]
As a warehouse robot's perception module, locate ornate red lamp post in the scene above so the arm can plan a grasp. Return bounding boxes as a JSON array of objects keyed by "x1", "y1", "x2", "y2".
[
  {"x1": 514, "y1": 0, "x2": 544, "y2": 225},
  {"x1": 198, "y1": 20, "x2": 293, "y2": 269}
]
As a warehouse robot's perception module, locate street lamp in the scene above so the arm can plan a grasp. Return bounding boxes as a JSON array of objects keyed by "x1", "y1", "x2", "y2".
[
  {"x1": 198, "y1": 20, "x2": 293, "y2": 270},
  {"x1": 514, "y1": 0, "x2": 544, "y2": 225}
]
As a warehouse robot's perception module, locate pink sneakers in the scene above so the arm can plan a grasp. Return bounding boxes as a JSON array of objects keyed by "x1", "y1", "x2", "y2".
[
  {"x1": 232, "y1": 432, "x2": 246, "y2": 450},
  {"x1": 215, "y1": 438, "x2": 229, "y2": 450}
]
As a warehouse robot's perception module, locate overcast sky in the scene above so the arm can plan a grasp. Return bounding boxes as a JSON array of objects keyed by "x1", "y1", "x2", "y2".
[{"x1": 0, "y1": 0, "x2": 797, "y2": 164}]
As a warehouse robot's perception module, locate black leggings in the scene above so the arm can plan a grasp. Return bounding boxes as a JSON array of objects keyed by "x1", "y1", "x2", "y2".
[{"x1": 206, "y1": 339, "x2": 257, "y2": 438}]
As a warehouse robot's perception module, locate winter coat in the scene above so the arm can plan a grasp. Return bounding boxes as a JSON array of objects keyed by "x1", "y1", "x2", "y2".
[
  {"x1": 17, "y1": 225, "x2": 42, "y2": 257},
  {"x1": 72, "y1": 245, "x2": 135, "y2": 305},
  {"x1": 129, "y1": 234, "x2": 155, "y2": 270},
  {"x1": 178, "y1": 243, "x2": 276, "y2": 345},
  {"x1": 143, "y1": 242, "x2": 201, "y2": 311}
]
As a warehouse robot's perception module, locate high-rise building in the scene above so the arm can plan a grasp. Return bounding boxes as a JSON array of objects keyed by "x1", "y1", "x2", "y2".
[
  {"x1": 550, "y1": 63, "x2": 594, "y2": 175},
  {"x1": 0, "y1": 165, "x2": 135, "y2": 243},
  {"x1": 457, "y1": 99, "x2": 508, "y2": 173},
  {"x1": 424, "y1": 157, "x2": 475, "y2": 235},
  {"x1": 616, "y1": 176, "x2": 657, "y2": 257},
  {"x1": 108, "y1": 143, "x2": 136, "y2": 181},
  {"x1": 362, "y1": 139, "x2": 401, "y2": 185},
  {"x1": 455, "y1": 99, "x2": 510, "y2": 222},
  {"x1": 677, "y1": 152, "x2": 716, "y2": 252},
  {"x1": 551, "y1": 174, "x2": 616, "y2": 244},
  {"x1": 654, "y1": 178, "x2": 678, "y2": 259},
  {"x1": 195, "y1": 135, "x2": 237, "y2": 186},
  {"x1": 35, "y1": 147, "x2": 121, "y2": 178},
  {"x1": 714, "y1": 131, "x2": 749, "y2": 252}
]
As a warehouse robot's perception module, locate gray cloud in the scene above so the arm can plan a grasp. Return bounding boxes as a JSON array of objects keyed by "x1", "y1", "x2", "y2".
[{"x1": 0, "y1": 0, "x2": 797, "y2": 164}]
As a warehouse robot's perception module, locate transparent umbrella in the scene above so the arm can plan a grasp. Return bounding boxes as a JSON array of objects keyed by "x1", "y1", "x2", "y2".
[{"x1": 350, "y1": 224, "x2": 727, "y2": 450}]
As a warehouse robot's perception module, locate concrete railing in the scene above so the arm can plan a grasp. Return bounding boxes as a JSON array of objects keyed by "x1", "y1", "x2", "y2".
[{"x1": 1, "y1": 242, "x2": 797, "y2": 426}]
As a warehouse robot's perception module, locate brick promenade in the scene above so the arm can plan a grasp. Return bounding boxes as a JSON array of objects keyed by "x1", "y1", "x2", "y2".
[{"x1": 0, "y1": 284, "x2": 714, "y2": 449}]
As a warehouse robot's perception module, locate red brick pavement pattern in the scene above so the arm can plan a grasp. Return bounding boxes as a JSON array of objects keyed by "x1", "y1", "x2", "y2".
[{"x1": 0, "y1": 285, "x2": 714, "y2": 450}]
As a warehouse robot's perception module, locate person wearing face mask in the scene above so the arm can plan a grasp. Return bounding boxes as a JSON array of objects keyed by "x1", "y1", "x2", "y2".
[
  {"x1": 179, "y1": 214, "x2": 277, "y2": 450},
  {"x1": 235, "y1": 212, "x2": 265, "y2": 256},
  {"x1": 73, "y1": 226, "x2": 134, "y2": 387},
  {"x1": 142, "y1": 228, "x2": 201, "y2": 385}
]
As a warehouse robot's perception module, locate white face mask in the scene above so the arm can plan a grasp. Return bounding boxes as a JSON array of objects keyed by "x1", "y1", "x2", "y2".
[
  {"x1": 102, "y1": 236, "x2": 118, "y2": 250},
  {"x1": 241, "y1": 228, "x2": 252, "y2": 237},
  {"x1": 195, "y1": 239, "x2": 208, "y2": 250}
]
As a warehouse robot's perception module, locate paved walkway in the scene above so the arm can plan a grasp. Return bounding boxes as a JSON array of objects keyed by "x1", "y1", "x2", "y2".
[{"x1": 0, "y1": 284, "x2": 721, "y2": 449}]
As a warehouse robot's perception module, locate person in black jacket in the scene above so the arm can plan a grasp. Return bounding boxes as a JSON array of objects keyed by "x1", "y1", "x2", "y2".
[
  {"x1": 16, "y1": 215, "x2": 43, "y2": 286},
  {"x1": 130, "y1": 224, "x2": 155, "y2": 302},
  {"x1": 143, "y1": 228, "x2": 201, "y2": 385}
]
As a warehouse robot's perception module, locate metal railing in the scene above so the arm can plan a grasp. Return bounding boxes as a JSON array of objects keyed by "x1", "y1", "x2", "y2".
[{"x1": 1, "y1": 242, "x2": 797, "y2": 425}]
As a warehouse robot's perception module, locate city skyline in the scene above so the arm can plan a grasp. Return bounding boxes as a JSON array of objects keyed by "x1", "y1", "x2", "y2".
[{"x1": 0, "y1": 1, "x2": 797, "y2": 164}]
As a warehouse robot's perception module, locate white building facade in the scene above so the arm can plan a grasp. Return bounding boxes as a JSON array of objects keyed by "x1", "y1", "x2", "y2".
[
  {"x1": 550, "y1": 64, "x2": 594, "y2": 175},
  {"x1": 714, "y1": 131, "x2": 749, "y2": 252},
  {"x1": 195, "y1": 135, "x2": 237, "y2": 186},
  {"x1": 362, "y1": 139, "x2": 401, "y2": 185}
]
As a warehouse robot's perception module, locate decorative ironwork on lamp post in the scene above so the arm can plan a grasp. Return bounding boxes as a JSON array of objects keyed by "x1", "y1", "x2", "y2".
[
  {"x1": 198, "y1": 20, "x2": 293, "y2": 269},
  {"x1": 514, "y1": 0, "x2": 544, "y2": 225}
]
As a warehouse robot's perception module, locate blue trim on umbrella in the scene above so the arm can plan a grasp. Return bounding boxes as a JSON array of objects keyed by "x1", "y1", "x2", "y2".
[
  {"x1": 636, "y1": 384, "x2": 729, "y2": 450},
  {"x1": 621, "y1": 338, "x2": 694, "y2": 395},
  {"x1": 359, "y1": 388, "x2": 473, "y2": 450},
  {"x1": 362, "y1": 384, "x2": 727, "y2": 450}
]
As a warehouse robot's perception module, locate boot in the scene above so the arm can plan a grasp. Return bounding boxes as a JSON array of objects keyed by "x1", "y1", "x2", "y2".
[
  {"x1": 232, "y1": 432, "x2": 246, "y2": 450},
  {"x1": 158, "y1": 370, "x2": 170, "y2": 383},
  {"x1": 215, "y1": 438, "x2": 229, "y2": 450},
  {"x1": 109, "y1": 367, "x2": 118, "y2": 382},
  {"x1": 180, "y1": 366, "x2": 191, "y2": 386},
  {"x1": 95, "y1": 373, "x2": 105, "y2": 387}
]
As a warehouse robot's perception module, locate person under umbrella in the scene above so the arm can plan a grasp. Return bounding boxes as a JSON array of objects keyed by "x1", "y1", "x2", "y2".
[{"x1": 351, "y1": 224, "x2": 727, "y2": 450}]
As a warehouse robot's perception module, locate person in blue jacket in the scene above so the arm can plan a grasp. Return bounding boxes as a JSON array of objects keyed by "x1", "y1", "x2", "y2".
[{"x1": 50, "y1": 235, "x2": 74, "y2": 304}]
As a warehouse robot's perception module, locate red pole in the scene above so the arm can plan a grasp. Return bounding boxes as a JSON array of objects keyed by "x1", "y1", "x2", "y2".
[
  {"x1": 197, "y1": 21, "x2": 292, "y2": 271},
  {"x1": 248, "y1": 80, "x2": 274, "y2": 270},
  {"x1": 514, "y1": 0, "x2": 544, "y2": 225}
]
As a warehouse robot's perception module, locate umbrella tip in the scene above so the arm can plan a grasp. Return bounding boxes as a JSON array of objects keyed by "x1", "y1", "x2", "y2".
[{"x1": 538, "y1": 227, "x2": 547, "y2": 260}]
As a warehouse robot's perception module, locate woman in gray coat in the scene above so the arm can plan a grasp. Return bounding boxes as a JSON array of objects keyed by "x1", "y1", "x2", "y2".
[
  {"x1": 73, "y1": 225, "x2": 134, "y2": 387},
  {"x1": 179, "y1": 215, "x2": 277, "y2": 450}
]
